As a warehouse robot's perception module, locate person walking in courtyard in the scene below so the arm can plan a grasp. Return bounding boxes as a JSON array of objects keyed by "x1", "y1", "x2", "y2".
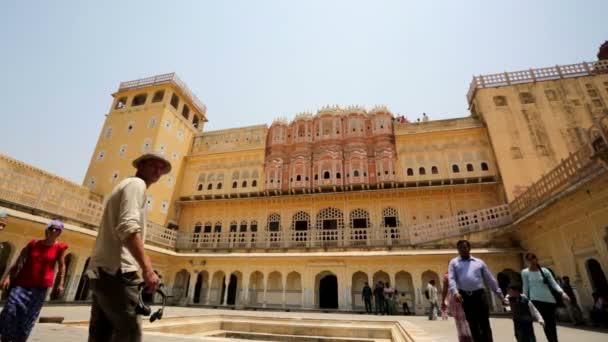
[
  {"x1": 362, "y1": 282, "x2": 373, "y2": 314},
  {"x1": 442, "y1": 271, "x2": 472, "y2": 341},
  {"x1": 0, "y1": 219, "x2": 68, "y2": 342},
  {"x1": 426, "y1": 279, "x2": 439, "y2": 320},
  {"x1": 384, "y1": 282, "x2": 395, "y2": 315},
  {"x1": 87, "y1": 152, "x2": 171, "y2": 342},
  {"x1": 448, "y1": 239, "x2": 504, "y2": 342},
  {"x1": 399, "y1": 292, "x2": 411, "y2": 315},
  {"x1": 506, "y1": 283, "x2": 544, "y2": 342},
  {"x1": 373, "y1": 281, "x2": 385, "y2": 315},
  {"x1": 522, "y1": 253, "x2": 570, "y2": 342},
  {"x1": 0, "y1": 209, "x2": 7, "y2": 232},
  {"x1": 561, "y1": 276, "x2": 584, "y2": 325}
]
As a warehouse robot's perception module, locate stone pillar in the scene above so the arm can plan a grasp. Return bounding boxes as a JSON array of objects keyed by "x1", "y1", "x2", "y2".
[
  {"x1": 282, "y1": 275, "x2": 287, "y2": 308},
  {"x1": 186, "y1": 272, "x2": 197, "y2": 304},
  {"x1": 241, "y1": 275, "x2": 250, "y2": 307},
  {"x1": 412, "y1": 272, "x2": 424, "y2": 315},
  {"x1": 66, "y1": 256, "x2": 88, "y2": 301},
  {"x1": 204, "y1": 274, "x2": 213, "y2": 305},
  {"x1": 222, "y1": 274, "x2": 230, "y2": 305},
  {"x1": 263, "y1": 277, "x2": 268, "y2": 308}
]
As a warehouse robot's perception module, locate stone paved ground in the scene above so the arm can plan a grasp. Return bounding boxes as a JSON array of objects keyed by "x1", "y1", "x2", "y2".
[{"x1": 21, "y1": 305, "x2": 608, "y2": 341}]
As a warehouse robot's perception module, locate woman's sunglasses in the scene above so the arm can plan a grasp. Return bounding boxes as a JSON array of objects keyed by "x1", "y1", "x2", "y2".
[{"x1": 47, "y1": 227, "x2": 61, "y2": 233}]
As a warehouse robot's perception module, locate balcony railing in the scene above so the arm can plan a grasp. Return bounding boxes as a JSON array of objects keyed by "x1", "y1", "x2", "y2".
[
  {"x1": 467, "y1": 60, "x2": 608, "y2": 104},
  {"x1": 509, "y1": 145, "x2": 602, "y2": 220},
  {"x1": 409, "y1": 205, "x2": 512, "y2": 245},
  {"x1": 0, "y1": 157, "x2": 104, "y2": 227}
]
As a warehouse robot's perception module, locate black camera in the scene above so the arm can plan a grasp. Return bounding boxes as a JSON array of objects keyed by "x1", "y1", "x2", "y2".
[{"x1": 135, "y1": 283, "x2": 167, "y2": 323}]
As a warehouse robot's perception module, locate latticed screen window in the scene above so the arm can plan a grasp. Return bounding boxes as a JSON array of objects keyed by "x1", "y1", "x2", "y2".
[
  {"x1": 353, "y1": 219, "x2": 367, "y2": 228},
  {"x1": 269, "y1": 222, "x2": 280, "y2": 231}
]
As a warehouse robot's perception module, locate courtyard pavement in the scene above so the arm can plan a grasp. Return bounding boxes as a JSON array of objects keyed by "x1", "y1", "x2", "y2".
[{"x1": 20, "y1": 305, "x2": 608, "y2": 341}]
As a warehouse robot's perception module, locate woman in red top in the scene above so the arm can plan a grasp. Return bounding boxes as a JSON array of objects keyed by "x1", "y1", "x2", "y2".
[{"x1": 0, "y1": 219, "x2": 68, "y2": 342}]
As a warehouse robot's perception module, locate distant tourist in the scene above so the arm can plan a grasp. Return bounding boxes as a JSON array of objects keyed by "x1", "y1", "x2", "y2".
[
  {"x1": 362, "y1": 282, "x2": 373, "y2": 314},
  {"x1": 422, "y1": 112, "x2": 429, "y2": 122},
  {"x1": 561, "y1": 276, "x2": 584, "y2": 325},
  {"x1": 373, "y1": 281, "x2": 385, "y2": 315},
  {"x1": 0, "y1": 219, "x2": 68, "y2": 342},
  {"x1": 448, "y1": 239, "x2": 504, "y2": 342},
  {"x1": 384, "y1": 282, "x2": 395, "y2": 315},
  {"x1": 590, "y1": 292, "x2": 608, "y2": 327},
  {"x1": 442, "y1": 271, "x2": 472, "y2": 341},
  {"x1": 506, "y1": 283, "x2": 544, "y2": 342},
  {"x1": 522, "y1": 253, "x2": 570, "y2": 342},
  {"x1": 87, "y1": 152, "x2": 171, "y2": 342},
  {"x1": 0, "y1": 209, "x2": 7, "y2": 231},
  {"x1": 426, "y1": 279, "x2": 439, "y2": 320}
]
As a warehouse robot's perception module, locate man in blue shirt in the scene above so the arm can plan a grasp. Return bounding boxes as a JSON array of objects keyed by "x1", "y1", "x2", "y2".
[{"x1": 448, "y1": 240, "x2": 505, "y2": 342}]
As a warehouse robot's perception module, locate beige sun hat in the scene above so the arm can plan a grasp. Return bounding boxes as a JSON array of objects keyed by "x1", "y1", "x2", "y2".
[{"x1": 132, "y1": 152, "x2": 172, "y2": 175}]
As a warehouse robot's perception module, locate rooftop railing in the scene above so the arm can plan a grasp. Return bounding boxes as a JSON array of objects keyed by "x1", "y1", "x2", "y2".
[
  {"x1": 467, "y1": 60, "x2": 608, "y2": 104},
  {"x1": 118, "y1": 72, "x2": 207, "y2": 115}
]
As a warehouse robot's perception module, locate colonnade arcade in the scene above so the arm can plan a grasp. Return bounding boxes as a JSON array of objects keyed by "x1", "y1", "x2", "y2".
[{"x1": 169, "y1": 267, "x2": 460, "y2": 311}]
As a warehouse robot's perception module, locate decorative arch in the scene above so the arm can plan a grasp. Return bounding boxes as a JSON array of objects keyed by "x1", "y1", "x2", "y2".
[
  {"x1": 373, "y1": 270, "x2": 390, "y2": 286},
  {"x1": 210, "y1": 271, "x2": 226, "y2": 305},
  {"x1": 351, "y1": 271, "x2": 369, "y2": 310},
  {"x1": 315, "y1": 270, "x2": 338, "y2": 309},
  {"x1": 249, "y1": 271, "x2": 264, "y2": 305},
  {"x1": 316, "y1": 207, "x2": 344, "y2": 244},
  {"x1": 173, "y1": 269, "x2": 191, "y2": 302},
  {"x1": 421, "y1": 270, "x2": 441, "y2": 293},
  {"x1": 193, "y1": 271, "x2": 209, "y2": 304},
  {"x1": 266, "y1": 271, "x2": 283, "y2": 307}
]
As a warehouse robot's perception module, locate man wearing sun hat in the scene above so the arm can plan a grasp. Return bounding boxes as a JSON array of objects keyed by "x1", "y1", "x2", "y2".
[{"x1": 88, "y1": 152, "x2": 171, "y2": 342}]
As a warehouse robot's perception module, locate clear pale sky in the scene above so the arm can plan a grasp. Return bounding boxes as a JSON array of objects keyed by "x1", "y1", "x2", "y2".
[{"x1": 0, "y1": 1, "x2": 605, "y2": 183}]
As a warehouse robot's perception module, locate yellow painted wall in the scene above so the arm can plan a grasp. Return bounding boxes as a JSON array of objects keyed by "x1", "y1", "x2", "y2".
[{"x1": 470, "y1": 74, "x2": 608, "y2": 201}]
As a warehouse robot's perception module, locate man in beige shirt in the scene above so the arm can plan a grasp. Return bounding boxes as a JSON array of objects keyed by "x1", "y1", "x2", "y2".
[{"x1": 88, "y1": 152, "x2": 171, "y2": 342}]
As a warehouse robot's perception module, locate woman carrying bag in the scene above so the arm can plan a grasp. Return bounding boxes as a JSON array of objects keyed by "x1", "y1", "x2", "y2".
[
  {"x1": 522, "y1": 253, "x2": 570, "y2": 342},
  {"x1": 0, "y1": 219, "x2": 68, "y2": 342}
]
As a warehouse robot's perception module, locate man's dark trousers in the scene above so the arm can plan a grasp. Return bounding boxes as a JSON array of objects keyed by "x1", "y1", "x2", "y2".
[
  {"x1": 364, "y1": 298, "x2": 372, "y2": 313},
  {"x1": 374, "y1": 296, "x2": 384, "y2": 314},
  {"x1": 460, "y1": 289, "x2": 494, "y2": 342}
]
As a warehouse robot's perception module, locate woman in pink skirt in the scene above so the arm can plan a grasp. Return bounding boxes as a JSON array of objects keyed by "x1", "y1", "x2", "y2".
[{"x1": 442, "y1": 272, "x2": 473, "y2": 342}]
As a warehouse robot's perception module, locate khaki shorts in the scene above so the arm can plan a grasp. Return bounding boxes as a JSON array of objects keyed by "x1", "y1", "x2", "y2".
[{"x1": 88, "y1": 269, "x2": 142, "y2": 342}]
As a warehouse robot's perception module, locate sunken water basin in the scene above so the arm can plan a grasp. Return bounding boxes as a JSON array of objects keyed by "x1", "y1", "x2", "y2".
[{"x1": 141, "y1": 314, "x2": 415, "y2": 342}]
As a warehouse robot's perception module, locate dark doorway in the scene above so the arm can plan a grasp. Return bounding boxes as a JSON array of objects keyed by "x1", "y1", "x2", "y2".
[
  {"x1": 587, "y1": 259, "x2": 608, "y2": 295},
  {"x1": 75, "y1": 257, "x2": 91, "y2": 301},
  {"x1": 227, "y1": 274, "x2": 238, "y2": 305},
  {"x1": 353, "y1": 218, "x2": 368, "y2": 229},
  {"x1": 319, "y1": 275, "x2": 338, "y2": 309},
  {"x1": 194, "y1": 273, "x2": 203, "y2": 303}
]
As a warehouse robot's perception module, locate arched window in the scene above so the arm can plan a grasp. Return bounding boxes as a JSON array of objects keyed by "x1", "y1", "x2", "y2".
[
  {"x1": 197, "y1": 184, "x2": 203, "y2": 191},
  {"x1": 217, "y1": 182, "x2": 222, "y2": 189},
  {"x1": 194, "y1": 222, "x2": 202, "y2": 233},
  {"x1": 204, "y1": 222, "x2": 212, "y2": 233},
  {"x1": 431, "y1": 166, "x2": 438, "y2": 174},
  {"x1": 232, "y1": 181, "x2": 237, "y2": 188},
  {"x1": 152, "y1": 90, "x2": 164, "y2": 103},
  {"x1": 382, "y1": 207, "x2": 399, "y2": 227},
  {"x1": 336, "y1": 172, "x2": 341, "y2": 179},
  {"x1": 323, "y1": 171, "x2": 330, "y2": 179},
  {"x1": 207, "y1": 184, "x2": 213, "y2": 190},
  {"x1": 407, "y1": 168, "x2": 413, "y2": 176},
  {"x1": 466, "y1": 163, "x2": 474, "y2": 172},
  {"x1": 170, "y1": 94, "x2": 180, "y2": 109},
  {"x1": 419, "y1": 167, "x2": 426, "y2": 175},
  {"x1": 252, "y1": 180, "x2": 257, "y2": 187},
  {"x1": 353, "y1": 170, "x2": 360, "y2": 177},
  {"x1": 452, "y1": 164, "x2": 460, "y2": 173},
  {"x1": 182, "y1": 105, "x2": 190, "y2": 119},
  {"x1": 242, "y1": 180, "x2": 247, "y2": 187},
  {"x1": 314, "y1": 174, "x2": 318, "y2": 180},
  {"x1": 296, "y1": 175, "x2": 301, "y2": 181},
  {"x1": 132, "y1": 93, "x2": 147, "y2": 106},
  {"x1": 267, "y1": 213, "x2": 281, "y2": 231},
  {"x1": 481, "y1": 162, "x2": 489, "y2": 171},
  {"x1": 214, "y1": 222, "x2": 222, "y2": 232},
  {"x1": 240, "y1": 221, "x2": 248, "y2": 232}
]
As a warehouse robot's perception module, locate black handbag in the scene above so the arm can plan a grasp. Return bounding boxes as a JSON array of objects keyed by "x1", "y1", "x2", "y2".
[{"x1": 539, "y1": 267, "x2": 563, "y2": 305}]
